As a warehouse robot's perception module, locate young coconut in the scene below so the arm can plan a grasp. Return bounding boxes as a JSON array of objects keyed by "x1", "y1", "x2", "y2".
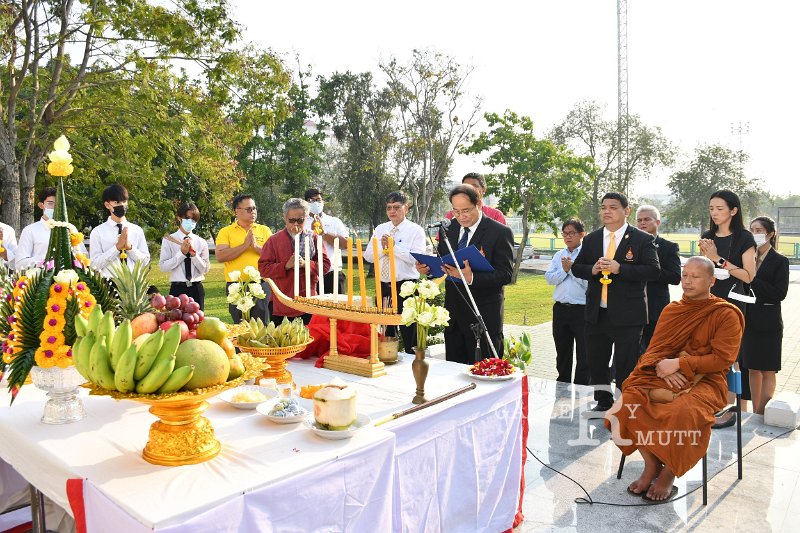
[{"x1": 313, "y1": 377, "x2": 357, "y2": 430}]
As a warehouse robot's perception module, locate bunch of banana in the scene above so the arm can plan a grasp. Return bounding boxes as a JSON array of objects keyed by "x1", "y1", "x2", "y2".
[
  {"x1": 236, "y1": 317, "x2": 310, "y2": 348},
  {"x1": 72, "y1": 308, "x2": 194, "y2": 394}
]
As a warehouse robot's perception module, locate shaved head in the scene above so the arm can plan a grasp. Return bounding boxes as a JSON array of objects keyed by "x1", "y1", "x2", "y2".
[
  {"x1": 681, "y1": 256, "x2": 716, "y2": 300},
  {"x1": 685, "y1": 256, "x2": 715, "y2": 277}
]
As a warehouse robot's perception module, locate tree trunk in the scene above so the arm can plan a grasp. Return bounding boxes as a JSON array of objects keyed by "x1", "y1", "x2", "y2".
[
  {"x1": 511, "y1": 198, "x2": 531, "y2": 284},
  {"x1": 21, "y1": 181, "x2": 36, "y2": 229},
  {"x1": 591, "y1": 177, "x2": 601, "y2": 230},
  {"x1": 0, "y1": 163, "x2": 22, "y2": 233}
]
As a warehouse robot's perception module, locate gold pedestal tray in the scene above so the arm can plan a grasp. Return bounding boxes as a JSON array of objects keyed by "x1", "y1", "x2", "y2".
[
  {"x1": 83, "y1": 354, "x2": 265, "y2": 466},
  {"x1": 233, "y1": 338, "x2": 313, "y2": 385},
  {"x1": 265, "y1": 279, "x2": 403, "y2": 378}
]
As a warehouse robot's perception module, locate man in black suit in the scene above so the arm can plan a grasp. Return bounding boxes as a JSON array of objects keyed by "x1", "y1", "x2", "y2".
[
  {"x1": 636, "y1": 205, "x2": 682, "y2": 352},
  {"x1": 416, "y1": 184, "x2": 515, "y2": 364},
  {"x1": 571, "y1": 192, "x2": 660, "y2": 414}
]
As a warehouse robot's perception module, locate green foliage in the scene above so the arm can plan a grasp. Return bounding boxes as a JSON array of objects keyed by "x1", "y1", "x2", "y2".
[
  {"x1": 667, "y1": 144, "x2": 764, "y2": 233},
  {"x1": 463, "y1": 110, "x2": 593, "y2": 281},
  {"x1": 503, "y1": 332, "x2": 533, "y2": 371},
  {"x1": 77, "y1": 267, "x2": 121, "y2": 321}
]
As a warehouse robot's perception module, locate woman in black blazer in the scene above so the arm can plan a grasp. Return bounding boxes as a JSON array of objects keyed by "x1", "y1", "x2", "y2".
[{"x1": 742, "y1": 216, "x2": 790, "y2": 415}]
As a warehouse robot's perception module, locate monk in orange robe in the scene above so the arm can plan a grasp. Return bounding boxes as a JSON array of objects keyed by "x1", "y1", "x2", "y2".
[{"x1": 605, "y1": 256, "x2": 744, "y2": 502}]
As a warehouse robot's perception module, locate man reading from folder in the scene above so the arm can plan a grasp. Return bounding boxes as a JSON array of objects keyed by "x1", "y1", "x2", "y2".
[{"x1": 416, "y1": 184, "x2": 514, "y2": 364}]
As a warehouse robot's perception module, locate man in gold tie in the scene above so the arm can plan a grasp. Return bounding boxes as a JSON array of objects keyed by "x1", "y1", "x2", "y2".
[{"x1": 571, "y1": 192, "x2": 660, "y2": 414}]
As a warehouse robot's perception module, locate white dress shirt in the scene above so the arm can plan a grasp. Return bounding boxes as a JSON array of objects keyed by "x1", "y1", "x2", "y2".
[
  {"x1": 600, "y1": 223, "x2": 628, "y2": 308},
  {"x1": 0, "y1": 222, "x2": 17, "y2": 269},
  {"x1": 363, "y1": 218, "x2": 426, "y2": 282},
  {"x1": 545, "y1": 245, "x2": 587, "y2": 305},
  {"x1": 159, "y1": 230, "x2": 211, "y2": 283},
  {"x1": 15, "y1": 218, "x2": 88, "y2": 271},
  {"x1": 304, "y1": 213, "x2": 348, "y2": 268},
  {"x1": 89, "y1": 217, "x2": 150, "y2": 277},
  {"x1": 457, "y1": 212, "x2": 483, "y2": 248}
]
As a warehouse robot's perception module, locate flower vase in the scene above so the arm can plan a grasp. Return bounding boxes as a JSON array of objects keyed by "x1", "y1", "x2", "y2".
[
  {"x1": 412, "y1": 347, "x2": 429, "y2": 404},
  {"x1": 29, "y1": 366, "x2": 87, "y2": 424}
]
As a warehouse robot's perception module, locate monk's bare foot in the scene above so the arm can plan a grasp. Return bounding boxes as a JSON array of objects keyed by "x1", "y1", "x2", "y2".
[
  {"x1": 628, "y1": 462, "x2": 663, "y2": 495},
  {"x1": 646, "y1": 467, "x2": 677, "y2": 501}
]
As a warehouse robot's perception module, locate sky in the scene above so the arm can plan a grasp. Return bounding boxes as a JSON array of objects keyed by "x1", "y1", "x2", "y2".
[{"x1": 232, "y1": 0, "x2": 799, "y2": 198}]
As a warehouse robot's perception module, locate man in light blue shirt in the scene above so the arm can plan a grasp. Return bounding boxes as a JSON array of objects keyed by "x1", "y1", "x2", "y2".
[{"x1": 545, "y1": 218, "x2": 589, "y2": 384}]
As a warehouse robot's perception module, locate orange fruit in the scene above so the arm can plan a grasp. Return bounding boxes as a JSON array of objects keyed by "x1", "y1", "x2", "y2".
[{"x1": 219, "y1": 337, "x2": 236, "y2": 358}]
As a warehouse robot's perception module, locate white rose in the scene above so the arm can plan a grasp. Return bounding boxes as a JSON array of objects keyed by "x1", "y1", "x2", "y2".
[
  {"x1": 399, "y1": 281, "x2": 417, "y2": 298},
  {"x1": 228, "y1": 270, "x2": 241, "y2": 282},
  {"x1": 401, "y1": 305, "x2": 417, "y2": 326},
  {"x1": 249, "y1": 282, "x2": 265, "y2": 299},
  {"x1": 54, "y1": 269, "x2": 79, "y2": 287},
  {"x1": 227, "y1": 282, "x2": 241, "y2": 296}
]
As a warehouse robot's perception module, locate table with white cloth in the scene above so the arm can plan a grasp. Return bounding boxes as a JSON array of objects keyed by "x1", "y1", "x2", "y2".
[{"x1": 0, "y1": 357, "x2": 523, "y2": 532}]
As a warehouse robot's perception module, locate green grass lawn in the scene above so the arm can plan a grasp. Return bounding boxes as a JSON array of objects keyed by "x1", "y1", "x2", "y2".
[{"x1": 151, "y1": 258, "x2": 553, "y2": 326}]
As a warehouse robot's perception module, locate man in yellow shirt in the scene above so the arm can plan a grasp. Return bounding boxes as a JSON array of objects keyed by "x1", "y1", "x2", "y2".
[{"x1": 215, "y1": 194, "x2": 272, "y2": 323}]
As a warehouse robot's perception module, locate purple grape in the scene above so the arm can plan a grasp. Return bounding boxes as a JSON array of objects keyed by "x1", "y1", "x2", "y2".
[
  {"x1": 185, "y1": 302, "x2": 200, "y2": 314},
  {"x1": 196, "y1": 310, "x2": 204, "y2": 322},
  {"x1": 169, "y1": 308, "x2": 183, "y2": 321},
  {"x1": 167, "y1": 297, "x2": 181, "y2": 310},
  {"x1": 182, "y1": 312, "x2": 195, "y2": 324},
  {"x1": 178, "y1": 294, "x2": 190, "y2": 308},
  {"x1": 151, "y1": 294, "x2": 166, "y2": 310},
  {"x1": 156, "y1": 313, "x2": 167, "y2": 324}
]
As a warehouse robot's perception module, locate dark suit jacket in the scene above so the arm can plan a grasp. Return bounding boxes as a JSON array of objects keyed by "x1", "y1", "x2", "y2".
[
  {"x1": 745, "y1": 248, "x2": 789, "y2": 332},
  {"x1": 438, "y1": 216, "x2": 515, "y2": 325},
  {"x1": 646, "y1": 235, "x2": 682, "y2": 326},
  {"x1": 571, "y1": 224, "x2": 660, "y2": 326}
]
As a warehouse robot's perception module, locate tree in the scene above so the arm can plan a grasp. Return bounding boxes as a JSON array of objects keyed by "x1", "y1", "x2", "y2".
[
  {"x1": 667, "y1": 144, "x2": 764, "y2": 234},
  {"x1": 2, "y1": 0, "x2": 288, "y2": 231},
  {"x1": 463, "y1": 111, "x2": 595, "y2": 283},
  {"x1": 551, "y1": 101, "x2": 674, "y2": 229},
  {"x1": 315, "y1": 71, "x2": 398, "y2": 232},
  {"x1": 382, "y1": 50, "x2": 481, "y2": 225}
]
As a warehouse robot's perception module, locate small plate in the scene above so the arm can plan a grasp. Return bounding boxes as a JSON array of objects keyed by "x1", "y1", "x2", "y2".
[
  {"x1": 256, "y1": 398, "x2": 312, "y2": 424},
  {"x1": 463, "y1": 368, "x2": 516, "y2": 381},
  {"x1": 303, "y1": 413, "x2": 371, "y2": 440},
  {"x1": 219, "y1": 385, "x2": 278, "y2": 409}
]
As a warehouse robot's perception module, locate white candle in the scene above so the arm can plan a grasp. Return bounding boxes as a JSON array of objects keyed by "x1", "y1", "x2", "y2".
[
  {"x1": 293, "y1": 232, "x2": 300, "y2": 297},
  {"x1": 317, "y1": 234, "x2": 325, "y2": 297},
  {"x1": 304, "y1": 233, "x2": 311, "y2": 298},
  {"x1": 333, "y1": 237, "x2": 340, "y2": 297}
]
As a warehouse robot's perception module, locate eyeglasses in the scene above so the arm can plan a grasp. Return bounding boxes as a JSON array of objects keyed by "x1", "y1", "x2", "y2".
[
  {"x1": 562, "y1": 231, "x2": 579, "y2": 238},
  {"x1": 386, "y1": 204, "x2": 405, "y2": 211},
  {"x1": 236, "y1": 207, "x2": 257, "y2": 213},
  {"x1": 451, "y1": 206, "x2": 476, "y2": 217},
  {"x1": 286, "y1": 217, "x2": 305, "y2": 224}
]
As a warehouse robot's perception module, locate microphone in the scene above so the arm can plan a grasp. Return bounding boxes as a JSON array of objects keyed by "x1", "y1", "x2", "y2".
[{"x1": 426, "y1": 219, "x2": 451, "y2": 229}]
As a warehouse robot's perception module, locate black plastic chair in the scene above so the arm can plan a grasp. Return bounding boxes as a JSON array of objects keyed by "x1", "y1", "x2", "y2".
[{"x1": 616, "y1": 365, "x2": 743, "y2": 505}]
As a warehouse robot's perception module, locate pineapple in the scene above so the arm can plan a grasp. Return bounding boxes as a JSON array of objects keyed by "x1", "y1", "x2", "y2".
[{"x1": 109, "y1": 260, "x2": 154, "y2": 320}]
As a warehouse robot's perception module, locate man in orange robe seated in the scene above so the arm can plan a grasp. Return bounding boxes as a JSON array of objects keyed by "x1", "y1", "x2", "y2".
[{"x1": 605, "y1": 256, "x2": 744, "y2": 502}]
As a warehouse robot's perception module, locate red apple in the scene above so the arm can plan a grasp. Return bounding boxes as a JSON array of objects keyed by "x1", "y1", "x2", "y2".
[
  {"x1": 187, "y1": 330, "x2": 197, "y2": 339},
  {"x1": 160, "y1": 320, "x2": 190, "y2": 342}
]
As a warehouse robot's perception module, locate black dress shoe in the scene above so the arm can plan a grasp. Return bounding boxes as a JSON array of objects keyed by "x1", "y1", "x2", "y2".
[{"x1": 711, "y1": 412, "x2": 737, "y2": 429}]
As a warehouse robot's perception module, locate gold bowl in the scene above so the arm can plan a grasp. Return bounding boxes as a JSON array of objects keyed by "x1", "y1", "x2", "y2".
[
  {"x1": 232, "y1": 338, "x2": 314, "y2": 385},
  {"x1": 83, "y1": 353, "x2": 265, "y2": 466}
]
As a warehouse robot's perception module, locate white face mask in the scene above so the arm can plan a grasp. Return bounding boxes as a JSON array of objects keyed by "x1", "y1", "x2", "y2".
[
  {"x1": 309, "y1": 201, "x2": 323, "y2": 215},
  {"x1": 728, "y1": 286, "x2": 756, "y2": 304},
  {"x1": 43, "y1": 208, "x2": 54, "y2": 219},
  {"x1": 753, "y1": 233, "x2": 768, "y2": 247}
]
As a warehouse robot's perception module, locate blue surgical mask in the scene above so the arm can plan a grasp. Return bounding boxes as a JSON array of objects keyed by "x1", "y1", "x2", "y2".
[
  {"x1": 181, "y1": 219, "x2": 197, "y2": 233},
  {"x1": 43, "y1": 208, "x2": 54, "y2": 219},
  {"x1": 309, "y1": 201, "x2": 324, "y2": 215}
]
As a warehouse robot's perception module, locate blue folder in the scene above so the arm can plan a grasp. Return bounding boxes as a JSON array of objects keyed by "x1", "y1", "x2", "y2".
[{"x1": 411, "y1": 245, "x2": 494, "y2": 283}]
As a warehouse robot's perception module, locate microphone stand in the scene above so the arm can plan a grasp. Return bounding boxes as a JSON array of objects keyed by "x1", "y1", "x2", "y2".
[{"x1": 433, "y1": 224, "x2": 500, "y2": 360}]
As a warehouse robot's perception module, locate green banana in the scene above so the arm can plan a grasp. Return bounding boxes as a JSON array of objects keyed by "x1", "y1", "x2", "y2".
[
  {"x1": 97, "y1": 311, "x2": 115, "y2": 347},
  {"x1": 74, "y1": 314, "x2": 89, "y2": 337},
  {"x1": 157, "y1": 365, "x2": 195, "y2": 394},
  {"x1": 71, "y1": 337, "x2": 88, "y2": 380},
  {"x1": 133, "y1": 329, "x2": 165, "y2": 381},
  {"x1": 75, "y1": 332, "x2": 96, "y2": 381},
  {"x1": 135, "y1": 355, "x2": 175, "y2": 394},
  {"x1": 88, "y1": 305, "x2": 103, "y2": 335},
  {"x1": 110, "y1": 319, "x2": 133, "y2": 371},
  {"x1": 153, "y1": 322, "x2": 182, "y2": 366},
  {"x1": 89, "y1": 336, "x2": 116, "y2": 390},
  {"x1": 114, "y1": 345, "x2": 139, "y2": 393}
]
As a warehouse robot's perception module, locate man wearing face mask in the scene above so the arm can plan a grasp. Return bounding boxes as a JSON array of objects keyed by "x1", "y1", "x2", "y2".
[
  {"x1": 159, "y1": 203, "x2": 211, "y2": 310},
  {"x1": 303, "y1": 188, "x2": 348, "y2": 295},
  {"x1": 89, "y1": 183, "x2": 150, "y2": 277},
  {"x1": 18, "y1": 187, "x2": 89, "y2": 271}
]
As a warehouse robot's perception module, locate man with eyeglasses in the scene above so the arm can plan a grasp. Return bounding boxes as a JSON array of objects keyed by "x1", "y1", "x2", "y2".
[
  {"x1": 216, "y1": 194, "x2": 272, "y2": 323},
  {"x1": 417, "y1": 184, "x2": 514, "y2": 364},
  {"x1": 636, "y1": 205, "x2": 681, "y2": 353},
  {"x1": 16, "y1": 187, "x2": 87, "y2": 270},
  {"x1": 444, "y1": 173, "x2": 507, "y2": 225},
  {"x1": 545, "y1": 218, "x2": 590, "y2": 385},
  {"x1": 303, "y1": 188, "x2": 349, "y2": 295},
  {"x1": 364, "y1": 191, "x2": 426, "y2": 354}
]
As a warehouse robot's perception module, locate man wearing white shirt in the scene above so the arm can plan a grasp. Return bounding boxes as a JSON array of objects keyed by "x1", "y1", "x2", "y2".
[
  {"x1": 364, "y1": 191, "x2": 426, "y2": 354},
  {"x1": 545, "y1": 218, "x2": 589, "y2": 385},
  {"x1": 16, "y1": 187, "x2": 88, "y2": 270},
  {"x1": 303, "y1": 188, "x2": 349, "y2": 295},
  {"x1": 0, "y1": 221, "x2": 17, "y2": 270},
  {"x1": 159, "y1": 202, "x2": 211, "y2": 309},
  {"x1": 89, "y1": 184, "x2": 150, "y2": 278}
]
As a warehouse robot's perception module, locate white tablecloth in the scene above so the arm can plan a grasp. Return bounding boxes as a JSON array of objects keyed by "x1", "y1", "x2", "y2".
[{"x1": 0, "y1": 357, "x2": 522, "y2": 532}]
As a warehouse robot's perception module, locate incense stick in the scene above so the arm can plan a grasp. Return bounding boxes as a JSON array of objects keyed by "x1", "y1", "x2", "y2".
[{"x1": 373, "y1": 383, "x2": 477, "y2": 426}]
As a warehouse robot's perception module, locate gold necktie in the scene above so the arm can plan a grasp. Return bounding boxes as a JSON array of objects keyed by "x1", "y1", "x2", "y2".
[
  {"x1": 601, "y1": 232, "x2": 616, "y2": 305},
  {"x1": 380, "y1": 226, "x2": 399, "y2": 283}
]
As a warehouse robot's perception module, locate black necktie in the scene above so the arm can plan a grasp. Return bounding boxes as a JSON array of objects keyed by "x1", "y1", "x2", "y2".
[
  {"x1": 458, "y1": 227, "x2": 470, "y2": 250},
  {"x1": 117, "y1": 223, "x2": 124, "y2": 258},
  {"x1": 183, "y1": 236, "x2": 192, "y2": 282}
]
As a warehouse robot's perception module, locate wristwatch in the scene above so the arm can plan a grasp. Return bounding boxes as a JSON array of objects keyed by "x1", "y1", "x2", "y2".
[{"x1": 716, "y1": 258, "x2": 726, "y2": 268}]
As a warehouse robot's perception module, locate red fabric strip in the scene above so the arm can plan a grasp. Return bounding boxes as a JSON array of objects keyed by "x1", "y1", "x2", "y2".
[{"x1": 66, "y1": 478, "x2": 86, "y2": 533}]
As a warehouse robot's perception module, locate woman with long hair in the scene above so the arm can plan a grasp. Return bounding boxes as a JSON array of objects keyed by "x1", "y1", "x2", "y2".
[
  {"x1": 698, "y1": 190, "x2": 756, "y2": 427},
  {"x1": 742, "y1": 216, "x2": 789, "y2": 414}
]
